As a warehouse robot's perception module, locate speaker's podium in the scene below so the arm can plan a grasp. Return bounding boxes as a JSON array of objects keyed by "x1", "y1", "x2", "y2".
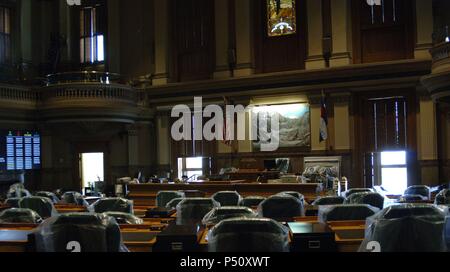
[{"x1": 152, "y1": 223, "x2": 201, "y2": 252}]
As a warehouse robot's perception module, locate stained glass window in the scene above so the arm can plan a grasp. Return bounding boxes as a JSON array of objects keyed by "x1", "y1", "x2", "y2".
[{"x1": 267, "y1": 0, "x2": 297, "y2": 37}]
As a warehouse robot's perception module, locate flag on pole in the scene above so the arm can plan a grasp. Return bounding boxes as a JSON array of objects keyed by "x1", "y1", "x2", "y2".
[{"x1": 320, "y1": 91, "x2": 328, "y2": 143}]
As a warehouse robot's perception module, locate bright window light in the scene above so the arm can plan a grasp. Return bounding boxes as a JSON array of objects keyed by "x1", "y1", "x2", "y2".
[
  {"x1": 96, "y1": 35, "x2": 104, "y2": 62},
  {"x1": 186, "y1": 157, "x2": 203, "y2": 169},
  {"x1": 81, "y1": 153, "x2": 104, "y2": 189},
  {"x1": 381, "y1": 151, "x2": 406, "y2": 166},
  {"x1": 381, "y1": 167, "x2": 408, "y2": 195}
]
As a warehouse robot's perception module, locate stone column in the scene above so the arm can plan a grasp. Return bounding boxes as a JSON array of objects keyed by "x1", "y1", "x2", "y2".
[
  {"x1": 331, "y1": 93, "x2": 351, "y2": 151},
  {"x1": 156, "y1": 112, "x2": 171, "y2": 172}
]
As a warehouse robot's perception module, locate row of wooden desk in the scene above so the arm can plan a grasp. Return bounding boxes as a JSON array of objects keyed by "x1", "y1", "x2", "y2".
[
  {"x1": 128, "y1": 183, "x2": 323, "y2": 206},
  {"x1": 0, "y1": 205, "x2": 365, "y2": 252}
]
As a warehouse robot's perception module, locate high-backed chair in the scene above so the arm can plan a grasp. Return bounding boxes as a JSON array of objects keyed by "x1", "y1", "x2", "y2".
[
  {"x1": 165, "y1": 198, "x2": 184, "y2": 209},
  {"x1": 398, "y1": 194, "x2": 428, "y2": 203},
  {"x1": 277, "y1": 192, "x2": 305, "y2": 205},
  {"x1": 61, "y1": 192, "x2": 89, "y2": 207},
  {"x1": 6, "y1": 183, "x2": 31, "y2": 199},
  {"x1": 312, "y1": 196, "x2": 345, "y2": 206},
  {"x1": 212, "y1": 191, "x2": 242, "y2": 206},
  {"x1": 318, "y1": 204, "x2": 379, "y2": 223},
  {"x1": 239, "y1": 196, "x2": 266, "y2": 208},
  {"x1": 202, "y1": 207, "x2": 257, "y2": 226},
  {"x1": 344, "y1": 188, "x2": 373, "y2": 198},
  {"x1": 19, "y1": 196, "x2": 57, "y2": 218},
  {"x1": 258, "y1": 195, "x2": 304, "y2": 220},
  {"x1": 208, "y1": 218, "x2": 290, "y2": 252},
  {"x1": 360, "y1": 204, "x2": 446, "y2": 252},
  {"x1": 4, "y1": 198, "x2": 21, "y2": 208},
  {"x1": 156, "y1": 191, "x2": 185, "y2": 208},
  {"x1": 445, "y1": 216, "x2": 450, "y2": 251},
  {"x1": 435, "y1": 189, "x2": 450, "y2": 205},
  {"x1": 0, "y1": 208, "x2": 42, "y2": 224},
  {"x1": 345, "y1": 192, "x2": 385, "y2": 210},
  {"x1": 34, "y1": 213, "x2": 127, "y2": 252},
  {"x1": 35, "y1": 191, "x2": 60, "y2": 204},
  {"x1": 91, "y1": 198, "x2": 133, "y2": 214},
  {"x1": 404, "y1": 185, "x2": 431, "y2": 200},
  {"x1": 103, "y1": 212, "x2": 143, "y2": 225},
  {"x1": 176, "y1": 198, "x2": 220, "y2": 226}
]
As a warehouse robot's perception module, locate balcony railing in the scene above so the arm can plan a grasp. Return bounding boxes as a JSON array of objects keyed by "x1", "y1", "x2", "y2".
[{"x1": 45, "y1": 71, "x2": 123, "y2": 86}]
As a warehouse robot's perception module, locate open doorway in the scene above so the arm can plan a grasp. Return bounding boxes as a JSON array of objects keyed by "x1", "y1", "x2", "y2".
[{"x1": 80, "y1": 153, "x2": 104, "y2": 192}]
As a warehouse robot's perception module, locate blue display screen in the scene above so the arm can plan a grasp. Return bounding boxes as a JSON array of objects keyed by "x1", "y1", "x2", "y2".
[{"x1": 0, "y1": 130, "x2": 41, "y2": 171}]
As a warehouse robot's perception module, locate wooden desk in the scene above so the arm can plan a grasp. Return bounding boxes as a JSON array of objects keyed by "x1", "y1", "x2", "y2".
[
  {"x1": 0, "y1": 230, "x2": 31, "y2": 252},
  {"x1": 328, "y1": 220, "x2": 366, "y2": 252},
  {"x1": 129, "y1": 183, "x2": 323, "y2": 206}
]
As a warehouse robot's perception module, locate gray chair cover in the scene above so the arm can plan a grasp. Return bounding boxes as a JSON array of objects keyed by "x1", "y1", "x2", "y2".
[
  {"x1": 345, "y1": 192, "x2": 385, "y2": 210},
  {"x1": 19, "y1": 196, "x2": 58, "y2": 218},
  {"x1": 318, "y1": 204, "x2": 380, "y2": 223},
  {"x1": 360, "y1": 204, "x2": 446, "y2": 252},
  {"x1": 0, "y1": 208, "x2": 42, "y2": 224},
  {"x1": 156, "y1": 191, "x2": 185, "y2": 208},
  {"x1": 176, "y1": 198, "x2": 220, "y2": 226},
  {"x1": 34, "y1": 213, "x2": 128, "y2": 252},
  {"x1": 258, "y1": 195, "x2": 305, "y2": 220},
  {"x1": 208, "y1": 218, "x2": 290, "y2": 252},
  {"x1": 212, "y1": 191, "x2": 242, "y2": 207},
  {"x1": 239, "y1": 196, "x2": 266, "y2": 208},
  {"x1": 202, "y1": 206, "x2": 258, "y2": 226},
  {"x1": 312, "y1": 196, "x2": 345, "y2": 206}
]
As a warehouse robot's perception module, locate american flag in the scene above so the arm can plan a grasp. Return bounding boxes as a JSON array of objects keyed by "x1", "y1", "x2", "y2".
[{"x1": 320, "y1": 91, "x2": 328, "y2": 143}]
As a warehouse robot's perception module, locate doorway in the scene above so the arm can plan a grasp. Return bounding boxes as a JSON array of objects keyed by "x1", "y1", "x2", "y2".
[{"x1": 80, "y1": 152, "x2": 104, "y2": 191}]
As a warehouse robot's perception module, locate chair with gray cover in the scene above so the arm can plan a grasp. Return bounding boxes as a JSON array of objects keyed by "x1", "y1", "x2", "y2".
[
  {"x1": 258, "y1": 195, "x2": 304, "y2": 220},
  {"x1": 4, "y1": 198, "x2": 21, "y2": 208},
  {"x1": 208, "y1": 218, "x2": 290, "y2": 252},
  {"x1": 404, "y1": 185, "x2": 431, "y2": 200},
  {"x1": 61, "y1": 191, "x2": 89, "y2": 207},
  {"x1": 212, "y1": 191, "x2": 242, "y2": 206},
  {"x1": 19, "y1": 196, "x2": 57, "y2": 218},
  {"x1": 312, "y1": 196, "x2": 345, "y2": 206},
  {"x1": 176, "y1": 198, "x2": 220, "y2": 225},
  {"x1": 165, "y1": 198, "x2": 184, "y2": 209},
  {"x1": 239, "y1": 196, "x2": 266, "y2": 208},
  {"x1": 318, "y1": 204, "x2": 379, "y2": 223},
  {"x1": 35, "y1": 191, "x2": 60, "y2": 204},
  {"x1": 277, "y1": 192, "x2": 305, "y2": 205},
  {"x1": 360, "y1": 204, "x2": 446, "y2": 252},
  {"x1": 343, "y1": 188, "x2": 373, "y2": 198},
  {"x1": 33, "y1": 213, "x2": 128, "y2": 252},
  {"x1": 345, "y1": 192, "x2": 385, "y2": 210},
  {"x1": 103, "y1": 212, "x2": 143, "y2": 225},
  {"x1": 435, "y1": 189, "x2": 450, "y2": 205},
  {"x1": 156, "y1": 191, "x2": 185, "y2": 208},
  {"x1": 91, "y1": 198, "x2": 133, "y2": 214},
  {"x1": 0, "y1": 208, "x2": 42, "y2": 224},
  {"x1": 202, "y1": 206, "x2": 257, "y2": 226}
]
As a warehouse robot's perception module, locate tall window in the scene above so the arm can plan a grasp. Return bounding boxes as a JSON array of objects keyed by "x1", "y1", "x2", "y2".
[
  {"x1": 0, "y1": 6, "x2": 11, "y2": 64},
  {"x1": 364, "y1": 97, "x2": 409, "y2": 194},
  {"x1": 177, "y1": 157, "x2": 211, "y2": 181},
  {"x1": 80, "y1": 5, "x2": 105, "y2": 64}
]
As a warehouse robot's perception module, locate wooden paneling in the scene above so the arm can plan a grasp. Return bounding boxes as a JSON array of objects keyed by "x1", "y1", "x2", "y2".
[
  {"x1": 352, "y1": 0, "x2": 414, "y2": 64},
  {"x1": 171, "y1": 0, "x2": 215, "y2": 82},
  {"x1": 254, "y1": 0, "x2": 307, "y2": 73}
]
